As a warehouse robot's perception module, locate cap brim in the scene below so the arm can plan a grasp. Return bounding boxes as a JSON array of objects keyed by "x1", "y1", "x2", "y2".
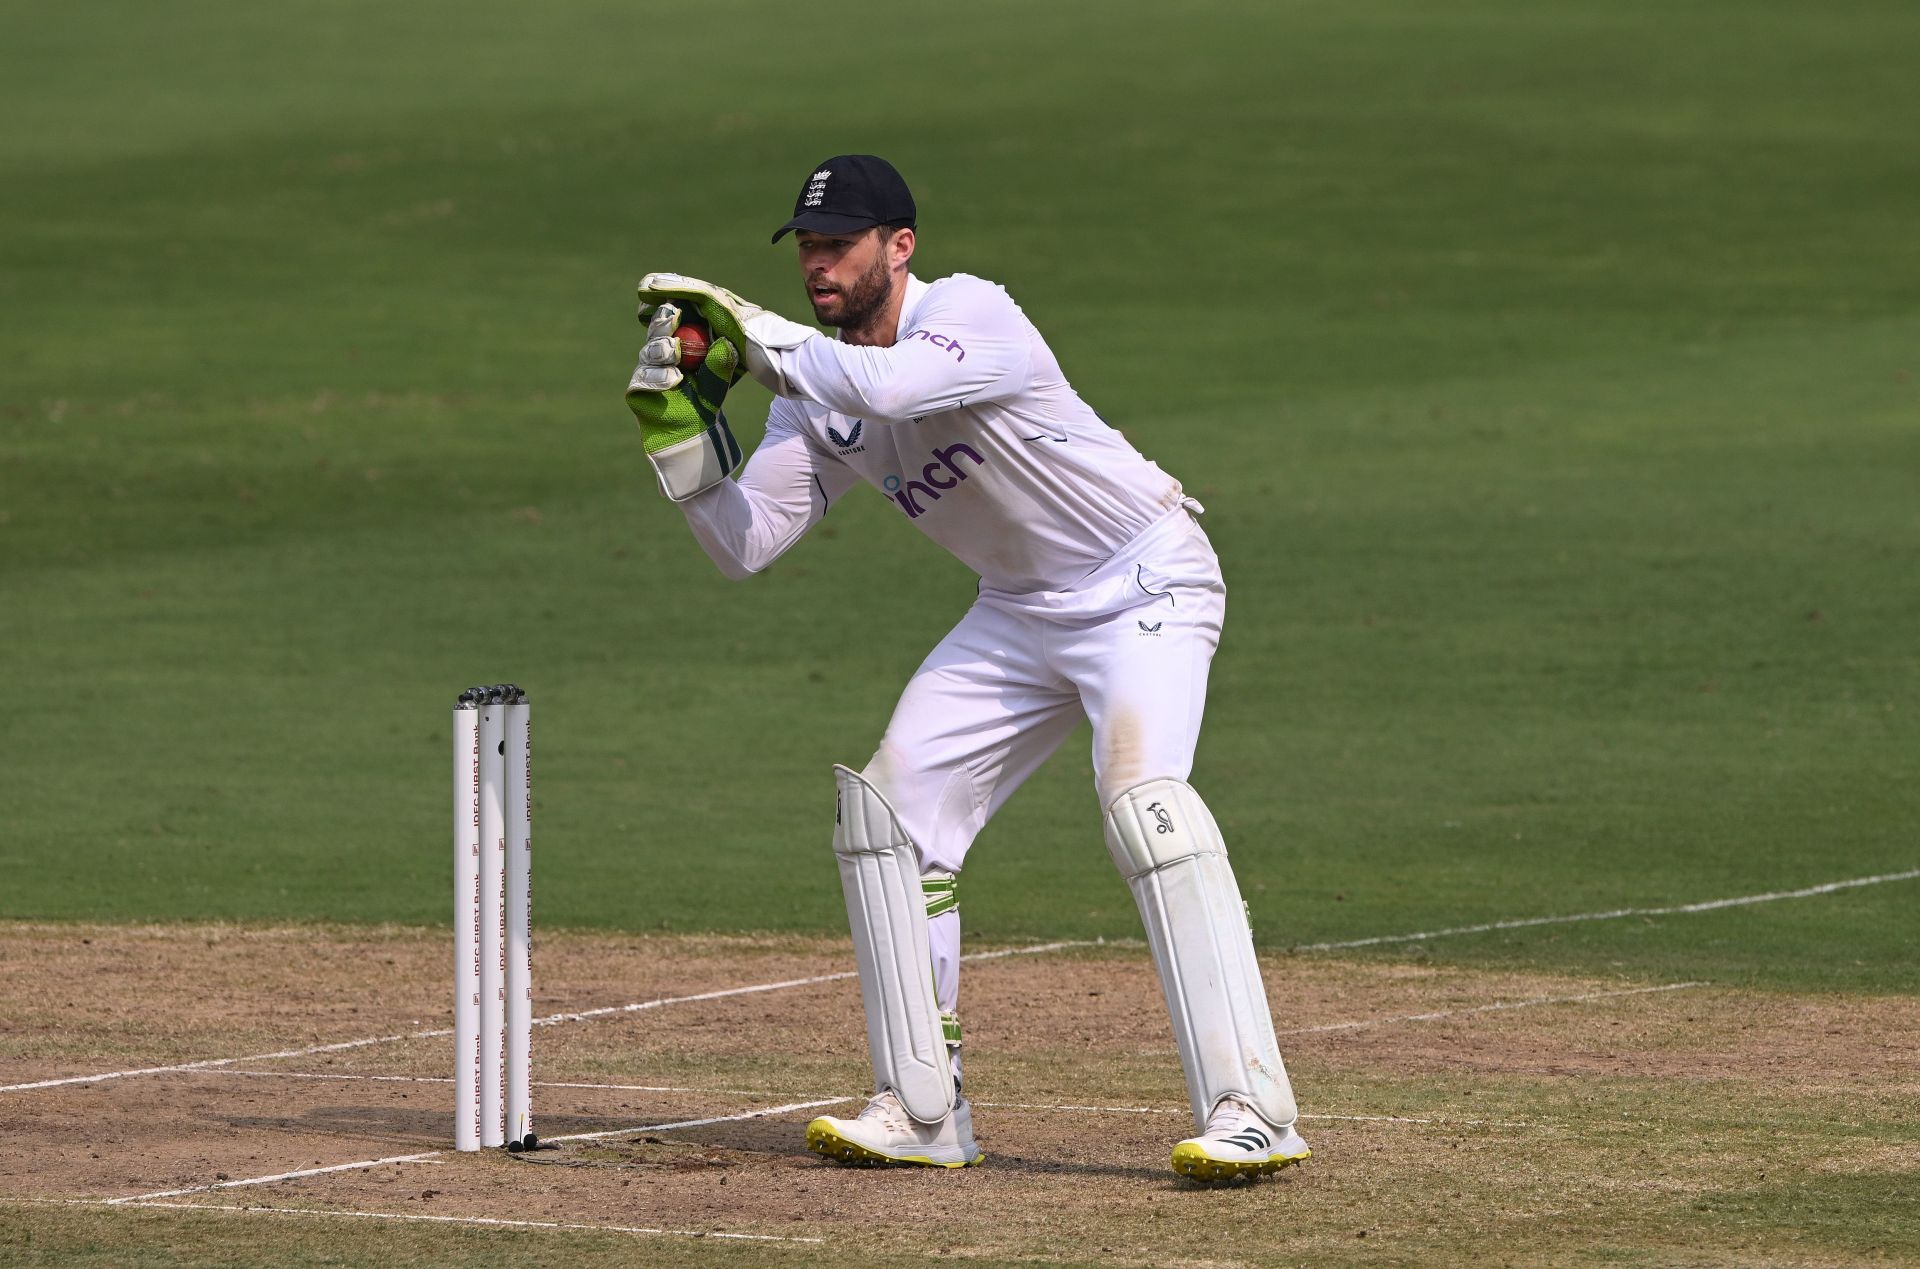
[{"x1": 770, "y1": 210, "x2": 881, "y2": 244}]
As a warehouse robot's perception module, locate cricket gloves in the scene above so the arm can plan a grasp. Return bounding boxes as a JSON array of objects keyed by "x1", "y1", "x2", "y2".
[
  {"x1": 625, "y1": 297, "x2": 747, "y2": 501},
  {"x1": 636, "y1": 272, "x2": 816, "y2": 396}
]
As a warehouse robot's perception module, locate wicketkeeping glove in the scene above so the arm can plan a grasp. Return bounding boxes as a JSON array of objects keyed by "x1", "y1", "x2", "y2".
[
  {"x1": 636, "y1": 272, "x2": 817, "y2": 396},
  {"x1": 625, "y1": 299, "x2": 746, "y2": 501}
]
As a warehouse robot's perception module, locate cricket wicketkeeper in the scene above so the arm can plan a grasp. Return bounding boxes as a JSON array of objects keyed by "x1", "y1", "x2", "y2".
[{"x1": 625, "y1": 155, "x2": 1307, "y2": 1182}]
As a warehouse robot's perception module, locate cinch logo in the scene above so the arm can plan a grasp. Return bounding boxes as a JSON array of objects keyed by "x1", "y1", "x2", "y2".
[
  {"x1": 901, "y1": 329, "x2": 965, "y2": 361},
  {"x1": 827, "y1": 419, "x2": 864, "y2": 452},
  {"x1": 881, "y1": 442, "x2": 986, "y2": 519}
]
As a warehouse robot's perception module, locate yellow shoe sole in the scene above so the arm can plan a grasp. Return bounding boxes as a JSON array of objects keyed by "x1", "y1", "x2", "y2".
[
  {"x1": 1170, "y1": 1140, "x2": 1310, "y2": 1184},
  {"x1": 805, "y1": 1117, "x2": 983, "y2": 1169}
]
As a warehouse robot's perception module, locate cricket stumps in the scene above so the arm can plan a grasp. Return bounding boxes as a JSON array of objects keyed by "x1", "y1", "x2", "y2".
[{"x1": 454, "y1": 684, "x2": 535, "y2": 1152}]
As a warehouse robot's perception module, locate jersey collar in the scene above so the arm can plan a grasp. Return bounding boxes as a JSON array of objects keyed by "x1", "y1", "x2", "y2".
[{"x1": 891, "y1": 273, "x2": 930, "y2": 343}]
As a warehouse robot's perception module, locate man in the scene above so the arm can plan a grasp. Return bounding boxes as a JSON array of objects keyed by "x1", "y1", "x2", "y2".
[{"x1": 625, "y1": 155, "x2": 1308, "y2": 1183}]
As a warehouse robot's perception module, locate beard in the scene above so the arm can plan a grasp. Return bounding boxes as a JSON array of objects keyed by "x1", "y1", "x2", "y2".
[{"x1": 808, "y1": 249, "x2": 894, "y2": 332}]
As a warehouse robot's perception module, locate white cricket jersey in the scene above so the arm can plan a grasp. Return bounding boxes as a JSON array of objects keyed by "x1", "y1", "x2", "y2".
[{"x1": 681, "y1": 273, "x2": 1187, "y2": 595}]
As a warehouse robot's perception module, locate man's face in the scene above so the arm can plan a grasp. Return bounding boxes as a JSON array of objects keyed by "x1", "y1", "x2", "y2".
[{"x1": 795, "y1": 227, "x2": 895, "y2": 329}]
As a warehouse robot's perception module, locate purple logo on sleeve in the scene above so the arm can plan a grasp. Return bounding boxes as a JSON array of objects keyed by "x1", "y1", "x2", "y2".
[{"x1": 901, "y1": 329, "x2": 965, "y2": 361}]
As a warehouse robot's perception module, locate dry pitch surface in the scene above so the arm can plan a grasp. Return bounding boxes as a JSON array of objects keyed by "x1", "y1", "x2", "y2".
[{"x1": 1, "y1": 925, "x2": 1916, "y2": 1267}]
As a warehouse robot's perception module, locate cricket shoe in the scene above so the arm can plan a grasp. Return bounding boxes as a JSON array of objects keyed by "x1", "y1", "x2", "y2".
[
  {"x1": 806, "y1": 1090, "x2": 983, "y2": 1168},
  {"x1": 1170, "y1": 1096, "x2": 1311, "y2": 1183}
]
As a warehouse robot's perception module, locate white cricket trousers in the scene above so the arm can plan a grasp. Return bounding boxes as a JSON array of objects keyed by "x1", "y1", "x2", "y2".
[{"x1": 858, "y1": 506, "x2": 1225, "y2": 1077}]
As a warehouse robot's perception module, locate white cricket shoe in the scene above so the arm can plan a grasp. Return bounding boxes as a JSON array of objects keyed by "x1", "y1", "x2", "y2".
[
  {"x1": 806, "y1": 1090, "x2": 983, "y2": 1168},
  {"x1": 1171, "y1": 1095, "x2": 1311, "y2": 1183}
]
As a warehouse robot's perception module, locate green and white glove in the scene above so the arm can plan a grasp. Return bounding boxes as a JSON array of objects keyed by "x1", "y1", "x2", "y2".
[
  {"x1": 636, "y1": 272, "x2": 817, "y2": 396},
  {"x1": 625, "y1": 299, "x2": 745, "y2": 501}
]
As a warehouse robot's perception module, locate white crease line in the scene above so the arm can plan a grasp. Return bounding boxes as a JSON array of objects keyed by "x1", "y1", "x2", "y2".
[
  {"x1": 194, "y1": 1070, "x2": 835, "y2": 1100},
  {"x1": 193, "y1": 1070, "x2": 454, "y2": 1085},
  {"x1": 978, "y1": 1101, "x2": 1182, "y2": 1114},
  {"x1": 535, "y1": 1080, "x2": 835, "y2": 1098},
  {"x1": 0, "y1": 940, "x2": 1094, "y2": 1095},
  {"x1": 977, "y1": 983, "x2": 1700, "y2": 1128},
  {"x1": 0, "y1": 1034, "x2": 424, "y2": 1094},
  {"x1": 537, "y1": 939, "x2": 1094, "y2": 1025},
  {"x1": 964, "y1": 939, "x2": 1099, "y2": 961},
  {"x1": 109, "y1": 1152, "x2": 445, "y2": 1203},
  {"x1": 540, "y1": 1097, "x2": 852, "y2": 1145},
  {"x1": 42, "y1": 1198, "x2": 821, "y2": 1244},
  {"x1": 974, "y1": 1102, "x2": 1530, "y2": 1127},
  {"x1": 163, "y1": 1071, "x2": 1539, "y2": 1127},
  {"x1": 1304, "y1": 1112, "x2": 1531, "y2": 1126},
  {"x1": 105, "y1": 1098, "x2": 850, "y2": 1204},
  {"x1": 1299, "y1": 868, "x2": 1920, "y2": 951},
  {"x1": 532, "y1": 975, "x2": 856, "y2": 1025},
  {"x1": 1280, "y1": 981, "x2": 1706, "y2": 1034}
]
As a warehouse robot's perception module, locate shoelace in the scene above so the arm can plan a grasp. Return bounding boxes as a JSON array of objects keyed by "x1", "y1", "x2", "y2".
[
  {"x1": 858, "y1": 1093, "x2": 908, "y2": 1127},
  {"x1": 1204, "y1": 1096, "x2": 1261, "y2": 1137}
]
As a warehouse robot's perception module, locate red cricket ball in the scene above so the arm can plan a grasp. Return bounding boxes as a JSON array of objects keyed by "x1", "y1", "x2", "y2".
[{"x1": 674, "y1": 321, "x2": 711, "y2": 368}]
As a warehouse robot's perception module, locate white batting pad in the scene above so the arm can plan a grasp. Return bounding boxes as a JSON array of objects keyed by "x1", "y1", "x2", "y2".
[
  {"x1": 833, "y1": 764, "x2": 958, "y2": 1124},
  {"x1": 1104, "y1": 778, "x2": 1298, "y2": 1132}
]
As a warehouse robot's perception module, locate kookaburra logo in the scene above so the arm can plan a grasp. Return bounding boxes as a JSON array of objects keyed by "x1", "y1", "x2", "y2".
[
  {"x1": 827, "y1": 420, "x2": 864, "y2": 452},
  {"x1": 1148, "y1": 802, "x2": 1175, "y2": 834}
]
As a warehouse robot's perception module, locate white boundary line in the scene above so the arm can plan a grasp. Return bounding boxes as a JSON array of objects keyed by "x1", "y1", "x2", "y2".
[
  {"x1": 38, "y1": 1198, "x2": 822, "y2": 1245},
  {"x1": 0, "y1": 940, "x2": 1095, "y2": 1095},
  {"x1": 106, "y1": 1098, "x2": 851, "y2": 1204},
  {"x1": 1297, "y1": 868, "x2": 1920, "y2": 951}
]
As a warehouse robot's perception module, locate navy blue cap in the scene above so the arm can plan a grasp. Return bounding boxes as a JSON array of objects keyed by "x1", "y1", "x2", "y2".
[{"x1": 772, "y1": 155, "x2": 917, "y2": 244}]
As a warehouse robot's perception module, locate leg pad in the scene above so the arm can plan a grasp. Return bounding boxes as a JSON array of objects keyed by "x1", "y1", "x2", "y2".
[
  {"x1": 834, "y1": 765, "x2": 957, "y2": 1124},
  {"x1": 1105, "y1": 778, "x2": 1297, "y2": 1132}
]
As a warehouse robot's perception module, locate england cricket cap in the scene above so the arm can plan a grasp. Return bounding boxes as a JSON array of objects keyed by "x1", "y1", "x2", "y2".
[{"x1": 771, "y1": 155, "x2": 917, "y2": 243}]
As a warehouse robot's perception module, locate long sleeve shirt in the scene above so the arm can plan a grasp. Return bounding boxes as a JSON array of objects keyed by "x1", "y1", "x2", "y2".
[{"x1": 681, "y1": 272, "x2": 1187, "y2": 596}]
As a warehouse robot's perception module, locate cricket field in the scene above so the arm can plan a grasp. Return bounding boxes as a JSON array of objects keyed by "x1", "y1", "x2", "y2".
[{"x1": 2, "y1": 1, "x2": 1915, "y2": 1263}]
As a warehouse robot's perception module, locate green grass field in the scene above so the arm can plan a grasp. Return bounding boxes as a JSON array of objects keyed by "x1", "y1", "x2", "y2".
[{"x1": 5, "y1": 0, "x2": 1916, "y2": 989}]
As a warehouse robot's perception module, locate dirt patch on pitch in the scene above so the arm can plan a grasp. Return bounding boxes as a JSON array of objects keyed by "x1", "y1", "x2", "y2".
[{"x1": 1, "y1": 925, "x2": 1916, "y2": 1265}]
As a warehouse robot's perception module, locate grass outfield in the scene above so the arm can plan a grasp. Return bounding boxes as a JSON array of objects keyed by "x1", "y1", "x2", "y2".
[{"x1": 5, "y1": 0, "x2": 1918, "y2": 1010}]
